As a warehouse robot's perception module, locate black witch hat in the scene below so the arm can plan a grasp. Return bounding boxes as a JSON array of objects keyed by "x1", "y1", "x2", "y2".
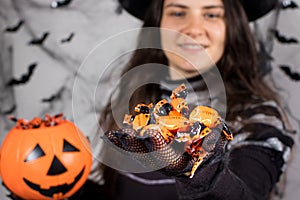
[{"x1": 118, "y1": 0, "x2": 278, "y2": 22}]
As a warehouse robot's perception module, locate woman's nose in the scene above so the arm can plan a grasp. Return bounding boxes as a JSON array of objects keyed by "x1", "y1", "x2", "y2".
[{"x1": 182, "y1": 17, "x2": 205, "y2": 38}]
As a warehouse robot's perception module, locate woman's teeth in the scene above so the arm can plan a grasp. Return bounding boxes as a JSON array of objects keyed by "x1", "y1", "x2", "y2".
[{"x1": 179, "y1": 44, "x2": 205, "y2": 49}]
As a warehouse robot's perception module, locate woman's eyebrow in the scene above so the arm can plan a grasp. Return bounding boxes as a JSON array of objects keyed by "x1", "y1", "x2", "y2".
[
  {"x1": 164, "y1": 3, "x2": 188, "y2": 9},
  {"x1": 202, "y1": 5, "x2": 224, "y2": 10}
]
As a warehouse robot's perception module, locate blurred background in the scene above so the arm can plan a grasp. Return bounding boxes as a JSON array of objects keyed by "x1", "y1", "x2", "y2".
[{"x1": 0, "y1": 0, "x2": 299, "y2": 199}]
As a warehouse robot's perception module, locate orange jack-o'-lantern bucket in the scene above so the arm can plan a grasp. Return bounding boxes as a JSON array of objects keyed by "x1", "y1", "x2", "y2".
[{"x1": 0, "y1": 114, "x2": 92, "y2": 200}]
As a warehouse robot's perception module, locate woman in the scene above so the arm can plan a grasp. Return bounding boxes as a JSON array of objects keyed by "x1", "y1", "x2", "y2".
[{"x1": 94, "y1": 0, "x2": 294, "y2": 200}]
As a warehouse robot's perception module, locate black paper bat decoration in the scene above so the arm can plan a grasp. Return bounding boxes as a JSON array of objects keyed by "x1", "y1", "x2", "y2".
[
  {"x1": 4, "y1": 20, "x2": 24, "y2": 33},
  {"x1": 281, "y1": 0, "x2": 298, "y2": 9},
  {"x1": 280, "y1": 65, "x2": 300, "y2": 81},
  {"x1": 28, "y1": 32, "x2": 49, "y2": 45},
  {"x1": 41, "y1": 86, "x2": 65, "y2": 103},
  {"x1": 41, "y1": 95, "x2": 57, "y2": 103},
  {"x1": 51, "y1": 0, "x2": 72, "y2": 8},
  {"x1": 6, "y1": 62, "x2": 38, "y2": 86},
  {"x1": 1, "y1": 105, "x2": 16, "y2": 115},
  {"x1": 61, "y1": 32, "x2": 74, "y2": 43},
  {"x1": 272, "y1": 29, "x2": 298, "y2": 44}
]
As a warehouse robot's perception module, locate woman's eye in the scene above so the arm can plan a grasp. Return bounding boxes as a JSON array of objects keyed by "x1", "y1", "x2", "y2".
[
  {"x1": 170, "y1": 11, "x2": 185, "y2": 17},
  {"x1": 204, "y1": 13, "x2": 223, "y2": 19}
]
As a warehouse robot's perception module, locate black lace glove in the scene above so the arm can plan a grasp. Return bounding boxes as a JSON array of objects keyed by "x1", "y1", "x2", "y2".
[
  {"x1": 103, "y1": 82, "x2": 233, "y2": 199},
  {"x1": 103, "y1": 116, "x2": 231, "y2": 179}
]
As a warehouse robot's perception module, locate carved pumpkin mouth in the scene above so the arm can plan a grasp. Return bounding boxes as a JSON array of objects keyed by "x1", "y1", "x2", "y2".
[{"x1": 23, "y1": 167, "x2": 85, "y2": 198}]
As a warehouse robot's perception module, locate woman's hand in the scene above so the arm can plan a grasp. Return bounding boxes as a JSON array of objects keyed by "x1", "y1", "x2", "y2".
[{"x1": 103, "y1": 120, "x2": 230, "y2": 178}]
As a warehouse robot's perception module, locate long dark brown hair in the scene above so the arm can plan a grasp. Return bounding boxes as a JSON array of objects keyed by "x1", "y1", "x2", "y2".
[{"x1": 95, "y1": 0, "x2": 278, "y2": 196}]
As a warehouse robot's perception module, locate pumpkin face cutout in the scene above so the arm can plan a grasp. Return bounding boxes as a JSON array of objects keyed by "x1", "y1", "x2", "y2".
[{"x1": 0, "y1": 116, "x2": 92, "y2": 200}]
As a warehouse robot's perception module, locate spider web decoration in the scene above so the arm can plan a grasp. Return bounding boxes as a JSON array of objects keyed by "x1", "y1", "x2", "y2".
[{"x1": 0, "y1": 0, "x2": 300, "y2": 199}]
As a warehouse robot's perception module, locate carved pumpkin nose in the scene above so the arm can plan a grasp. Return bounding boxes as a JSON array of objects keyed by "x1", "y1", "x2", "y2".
[{"x1": 47, "y1": 155, "x2": 67, "y2": 175}]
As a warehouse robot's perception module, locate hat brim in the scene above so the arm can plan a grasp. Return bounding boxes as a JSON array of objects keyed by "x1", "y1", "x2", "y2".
[
  {"x1": 240, "y1": 0, "x2": 278, "y2": 21},
  {"x1": 118, "y1": 0, "x2": 278, "y2": 22}
]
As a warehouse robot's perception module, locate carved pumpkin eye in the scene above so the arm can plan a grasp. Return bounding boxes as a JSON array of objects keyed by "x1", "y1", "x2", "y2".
[
  {"x1": 24, "y1": 144, "x2": 45, "y2": 162},
  {"x1": 63, "y1": 139, "x2": 79, "y2": 152}
]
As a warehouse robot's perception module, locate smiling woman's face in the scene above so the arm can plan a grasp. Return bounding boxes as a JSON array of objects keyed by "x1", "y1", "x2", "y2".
[{"x1": 160, "y1": 0, "x2": 226, "y2": 79}]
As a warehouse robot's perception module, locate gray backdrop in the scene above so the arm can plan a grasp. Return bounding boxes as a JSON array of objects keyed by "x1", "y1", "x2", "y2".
[{"x1": 0, "y1": 0, "x2": 299, "y2": 199}]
